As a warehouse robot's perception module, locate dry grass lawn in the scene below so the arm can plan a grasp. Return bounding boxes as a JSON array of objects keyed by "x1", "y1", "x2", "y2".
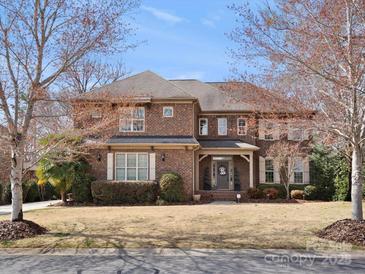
[{"x1": 0, "y1": 201, "x2": 362, "y2": 249}]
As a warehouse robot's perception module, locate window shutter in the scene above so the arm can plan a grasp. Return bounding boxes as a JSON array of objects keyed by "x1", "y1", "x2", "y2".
[
  {"x1": 288, "y1": 126, "x2": 293, "y2": 140},
  {"x1": 258, "y1": 121, "x2": 265, "y2": 140},
  {"x1": 149, "y1": 153, "x2": 156, "y2": 180},
  {"x1": 273, "y1": 160, "x2": 280, "y2": 184},
  {"x1": 107, "y1": 153, "x2": 113, "y2": 180},
  {"x1": 259, "y1": 156, "x2": 265, "y2": 184},
  {"x1": 303, "y1": 157, "x2": 310, "y2": 184}
]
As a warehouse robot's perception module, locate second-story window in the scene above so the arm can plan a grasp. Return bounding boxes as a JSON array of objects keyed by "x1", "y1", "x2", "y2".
[
  {"x1": 218, "y1": 118, "x2": 227, "y2": 136},
  {"x1": 237, "y1": 118, "x2": 247, "y2": 135},
  {"x1": 91, "y1": 111, "x2": 102, "y2": 119},
  {"x1": 264, "y1": 122, "x2": 274, "y2": 140},
  {"x1": 120, "y1": 107, "x2": 145, "y2": 132},
  {"x1": 199, "y1": 118, "x2": 208, "y2": 135},
  {"x1": 163, "y1": 106, "x2": 173, "y2": 117}
]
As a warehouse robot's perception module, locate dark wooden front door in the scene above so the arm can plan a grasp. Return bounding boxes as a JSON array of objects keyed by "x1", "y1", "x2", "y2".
[{"x1": 217, "y1": 161, "x2": 229, "y2": 190}]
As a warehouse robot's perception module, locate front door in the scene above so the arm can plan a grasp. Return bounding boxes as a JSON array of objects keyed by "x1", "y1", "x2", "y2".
[{"x1": 217, "y1": 161, "x2": 229, "y2": 190}]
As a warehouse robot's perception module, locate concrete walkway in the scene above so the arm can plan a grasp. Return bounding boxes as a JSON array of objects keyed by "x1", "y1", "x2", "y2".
[
  {"x1": 0, "y1": 200, "x2": 61, "y2": 215},
  {"x1": 0, "y1": 248, "x2": 364, "y2": 273}
]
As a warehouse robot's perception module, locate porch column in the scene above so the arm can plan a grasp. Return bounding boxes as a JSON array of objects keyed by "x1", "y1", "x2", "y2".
[
  {"x1": 249, "y1": 151, "x2": 254, "y2": 188},
  {"x1": 195, "y1": 152, "x2": 200, "y2": 191}
]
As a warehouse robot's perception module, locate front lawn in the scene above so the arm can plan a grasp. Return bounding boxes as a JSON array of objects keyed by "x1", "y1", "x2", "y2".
[{"x1": 0, "y1": 201, "x2": 362, "y2": 249}]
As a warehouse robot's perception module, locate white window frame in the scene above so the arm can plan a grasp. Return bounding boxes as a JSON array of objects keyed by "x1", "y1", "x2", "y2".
[
  {"x1": 199, "y1": 118, "x2": 208, "y2": 136},
  {"x1": 217, "y1": 118, "x2": 227, "y2": 136},
  {"x1": 119, "y1": 107, "x2": 145, "y2": 132},
  {"x1": 265, "y1": 158, "x2": 274, "y2": 183},
  {"x1": 115, "y1": 152, "x2": 149, "y2": 181},
  {"x1": 91, "y1": 111, "x2": 102, "y2": 119},
  {"x1": 163, "y1": 106, "x2": 173, "y2": 118},
  {"x1": 264, "y1": 122, "x2": 274, "y2": 140},
  {"x1": 293, "y1": 158, "x2": 304, "y2": 184},
  {"x1": 289, "y1": 127, "x2": 304, "y2": 141},
  {"x1": 237, "y1": 118, "x2": 247, "y2": 135}
]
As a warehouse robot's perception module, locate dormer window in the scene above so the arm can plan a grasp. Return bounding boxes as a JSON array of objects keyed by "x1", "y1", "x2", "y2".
[
  {"x1": 120, "y1": 107, "x2": 145, "y2": 132},
  {"x1": 163, "y1": 106, "x2": 173, "y2": 117}
]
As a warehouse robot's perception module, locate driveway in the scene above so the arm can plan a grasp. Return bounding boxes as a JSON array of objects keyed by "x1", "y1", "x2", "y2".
[
  {"x1": 0, "y1": 248, "x2": 364, "y2": 273},
  {"x1": 0, "y1": 200, "x2": 61, "y2": 215}
]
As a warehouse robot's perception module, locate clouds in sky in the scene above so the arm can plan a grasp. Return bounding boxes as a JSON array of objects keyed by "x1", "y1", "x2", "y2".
[
  {"x1": 201, "y1": 15, "x2": 221, "y2": 28},
  {"x1": 141, "y1": 5, "x2": 185, "y2": 24}
]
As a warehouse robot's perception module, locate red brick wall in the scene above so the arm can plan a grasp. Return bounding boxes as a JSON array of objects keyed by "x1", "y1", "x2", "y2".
[
  {"x1": 197, "y1": 114, "x2": 257, "y2": 144},
  {"x1": 88, "y1": 148, "x2": 194, "y2": 198}
]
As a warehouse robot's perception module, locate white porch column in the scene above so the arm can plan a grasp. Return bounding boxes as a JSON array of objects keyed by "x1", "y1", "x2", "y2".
[{"x1": 249, "y1": 151, "x2": 254, "y2": 188}]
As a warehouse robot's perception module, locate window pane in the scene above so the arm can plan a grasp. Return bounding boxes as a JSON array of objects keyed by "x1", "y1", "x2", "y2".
[
  {"x1": 265, "y1": 159, "x2": 274, "y2": 171},
  {"x1": 265, "y1": 171, "x2": 274, "y2": 183},
  {"x1": 138, "y1": 154, "x2": 148, "y2": 167},
  {"x1": 218, "y1": 118, "x2": 227, "y2": 135},
  {"x1": 294, "y1": 159, "x2": 303, "y2": 172},
  {"x1": 116, "y1": 168, "x2": 125, "y2": 180},
  {"x1": 133, "y1": 107, "x2": 145, "y2": 119},
  {"x1": 138, "y1": 168, "x2": 148, "y2": 180},
  {"x1": 163, "y1": 107, "x2": 173, "y2": 117},
  {"x1": 115, "y1": 154, "x2": 125, "y2": 168},
  {"x1": 238, "y1": 119, "x2": 246, "y2": 127},
  {"x1": 133, "y1": 120, "x2": 144, "y2": 131},
  {"x1": 127, "y1": 154, "x2": 137, "y2": 167},
  {"x1": 294, "y1": 172, "x2": 303, "y2": 184},
  {"x1": 199, "y1": 119, "x2": 208, "y2": 135},
  {"x1": 120, "y1": 119, "x2": 132, "y2": 131},
  {"x1": 127, "y1": 168, "x2": 136, "y2": 180}
]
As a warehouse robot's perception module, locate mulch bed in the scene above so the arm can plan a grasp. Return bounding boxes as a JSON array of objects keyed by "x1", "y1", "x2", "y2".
[
  {"x1": 316, "y1": 219, "x2": 365, "y2": 247},
  {"x1": 0, "y1": 220, "x2": 47, "y2": 241}
]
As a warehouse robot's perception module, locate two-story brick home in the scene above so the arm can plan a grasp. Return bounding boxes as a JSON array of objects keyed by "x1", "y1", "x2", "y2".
[{"x1": 76, "y1": 71, "x2": 311, "y2": 200}]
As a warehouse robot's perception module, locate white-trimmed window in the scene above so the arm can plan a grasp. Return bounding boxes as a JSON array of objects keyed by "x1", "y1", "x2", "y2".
[
  {"x1": 264, "y1": 122, "x2": 274, "y2": 140},
  {"x1": 289, "y1": 128, "x2": 304, "y2": 141},
  {"x1": 237, "y1": 118, "x2": 247, "y2": 135},
  {"x1": 91, "y1": 111, "x2": 102, "y2": 119},
  {"x1": 218, "y1": 118, "x2": 227, "y2": 136},
  {"x1": 119, "y1": 107, "x2": 145, "y2": 132},
  {"x1": 265, "y1": 159, "x2": 274, "y2": 183},
  {"x1": 163, "y1": 106, "x2": 173, "y2": 117},
  {"x1": 199, "y1": 118, "x2": 208, "y2": 135},
  {"x1": 115, "y1": 153, "x2": 148, "y2": 181},
  {"x1": 293, "y1": 158, "x2": 304, "y2": 184}
]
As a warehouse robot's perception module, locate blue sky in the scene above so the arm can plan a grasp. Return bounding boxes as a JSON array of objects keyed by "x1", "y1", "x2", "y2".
[{"x1": 123, "y1": 0, "x2": 241, "y2": 82}]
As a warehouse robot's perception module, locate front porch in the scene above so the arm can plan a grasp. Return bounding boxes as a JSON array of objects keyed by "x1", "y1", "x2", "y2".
[{"x1": 194, "y1": 140, "x2": 259, "y2": 197}]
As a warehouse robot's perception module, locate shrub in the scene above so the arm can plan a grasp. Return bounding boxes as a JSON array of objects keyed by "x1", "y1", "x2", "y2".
[
  {"x1": 159, "y1": 172, "x2": 185, "y2": 202},
  {"x1": 257, "y1": 184, "x2": 309, "y2": 199},
  {"x1": 73, "y1": 173, "x2": 93, "y2": 203},
  {"x1": 291, "y1": 190, "x2": 304, "y2": 199},
  {"x1": 263, "y1": 187, "x2": 279, "y2": 199},
  {"x1": 247, "y1": 187, "x2": 264, "y2": 199},
  {"x1": 304, "y1": 185, "x2": 318, "y2": 200},
  {"x1": 23, "y1": 180, "x2": 40, "y2": 203},
  {"x1": 91, "y1": 180, "x2": 158, "y2": 204},
  {"x1": 42, "y1": 182, "x2": 58, "y2": 200}
]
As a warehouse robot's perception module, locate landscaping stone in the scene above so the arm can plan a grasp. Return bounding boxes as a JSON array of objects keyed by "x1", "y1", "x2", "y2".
[
  {"x1": 317, "y1": 219, "x2": 365, "y2": 247},
  {"x1": 0, "y1": 220, "x2": 47, "y2": 241}
]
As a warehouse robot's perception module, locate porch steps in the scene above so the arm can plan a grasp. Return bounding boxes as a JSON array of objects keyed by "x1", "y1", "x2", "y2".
[{"x1": 197, "y1": 191, "x2": 247, "y2": 201}]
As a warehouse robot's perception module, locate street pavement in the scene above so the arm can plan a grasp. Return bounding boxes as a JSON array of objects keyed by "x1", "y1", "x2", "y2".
[{"x1": 0, "y1": 248, "x2": 364, "y2": 273}]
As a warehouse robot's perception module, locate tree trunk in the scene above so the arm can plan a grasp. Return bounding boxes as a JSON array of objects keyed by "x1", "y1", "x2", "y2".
[
  {"x1": 351, "y1": 146, "x2": 363, "y2": 221},
  {"x1": 345, "y1": 161, "x2": 352, "y2": 202},
  {"x1": 10, "y1": 144, "x2": 24, "y2": 222},
  {"x1": 60, "y1": 191, "x2": 67, "y2": 203}
]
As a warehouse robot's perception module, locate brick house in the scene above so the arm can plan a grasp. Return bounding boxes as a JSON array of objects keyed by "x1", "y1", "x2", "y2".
[{"x1": 76, "y1": 71, "x2": 311, "y2": 200}]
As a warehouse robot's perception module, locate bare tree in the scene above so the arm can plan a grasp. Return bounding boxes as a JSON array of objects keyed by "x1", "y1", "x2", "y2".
[
  {"x1": 230, "y1": 0, "x2": 365, "y2": 220},
  {"x1": 0, "y1": 0, "x2": 139, "y2": 221}
]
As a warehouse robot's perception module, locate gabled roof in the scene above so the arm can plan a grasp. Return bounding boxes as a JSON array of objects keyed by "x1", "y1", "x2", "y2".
[{"x1": 78, "y1": 70, "x2": 195, "y2": 101}]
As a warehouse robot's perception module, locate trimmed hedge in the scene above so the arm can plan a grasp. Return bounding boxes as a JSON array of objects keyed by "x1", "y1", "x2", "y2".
[
  {"x1": 247, "y1": 187, "x2": 264, "y2": 199},
  {"x1": 73, "y1": 173, "x2": 94, "y2": 203},
  {"x1": 291, "y1": 189, "x2": 304, "y2": 199},
  {"x1": 159, "y1": 172, "x2": 185, "y2": 202},
  {"x1": 257, "y1": 184, "x2": 309, "y2": 199},
  {"x1": 91, "y1": 180, "x2": 159, "y2": 204}
]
